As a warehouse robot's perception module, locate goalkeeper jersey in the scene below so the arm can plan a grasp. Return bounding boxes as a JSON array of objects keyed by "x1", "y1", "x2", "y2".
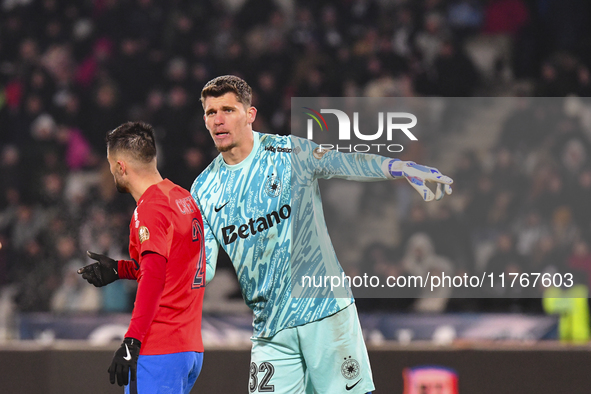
[{"x1": 191, "y1": 131, "x2": 391, "y2": 338}]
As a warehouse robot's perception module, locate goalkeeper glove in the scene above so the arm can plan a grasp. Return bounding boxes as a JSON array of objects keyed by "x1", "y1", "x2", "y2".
[
  {"x1": 77, "y1": 251, "x2": 119, "y2": 287},
  {"x1": 388, "y1": 160, "x2": 453, "y2": 201},
  {"x1": 109, "y1": 337, "x2": 141, "y2": 386}
]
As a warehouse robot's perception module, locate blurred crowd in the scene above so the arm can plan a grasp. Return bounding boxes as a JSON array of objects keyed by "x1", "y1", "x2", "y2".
[
  {"x1": 359, "y1": 96, "x2": 591, "y2": 314},
  {"x1": 0, "y1": 0, "x2": 591, "y2": 315}
]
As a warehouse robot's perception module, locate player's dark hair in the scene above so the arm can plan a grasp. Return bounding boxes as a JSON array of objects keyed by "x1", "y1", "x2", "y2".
[
  {"x1": 201, "y1": 75, "x2": 252, "y2": 107},
  {"x1": 106, "y1": 121, "x2": 157, "y2": 163}
]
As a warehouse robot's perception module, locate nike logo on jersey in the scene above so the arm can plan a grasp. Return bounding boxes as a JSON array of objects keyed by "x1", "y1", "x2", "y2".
[
  {"x1": 123, "y1": 344, "x2": 132, "y2": 361},
  {"x1": 214, "y1": 201, "x2": 229, "y2": 212},
  {"x1": 346, "y1": 379, "x2": 362, "y2": 391}
]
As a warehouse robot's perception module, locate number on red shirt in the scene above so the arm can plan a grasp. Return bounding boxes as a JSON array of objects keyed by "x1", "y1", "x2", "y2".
[{"x1": 192, "y1": 218, "x2": 205, "y2": 289}]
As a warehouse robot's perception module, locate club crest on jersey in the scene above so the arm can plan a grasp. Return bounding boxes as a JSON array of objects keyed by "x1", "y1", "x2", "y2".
[
  {"x1": 313, "y1": 146, "x2": 330, "y2": 160},
  {"x1": 341, "y1": 356, "x2": 360, "y2": 380},
  {"x1": 264, "y1": 174, "x2": 282, "y2": 198},
  {"x1": 139, "y1": 226, "x2": 150, "y2": 244}
]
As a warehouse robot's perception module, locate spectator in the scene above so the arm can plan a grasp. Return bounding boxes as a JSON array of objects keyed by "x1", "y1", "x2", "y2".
[
  {"x1": 51, "y1": 238, "x2": 101, "y2": 313},
  {"x1": 401, "y1": 233, "x2": 454, "y2": 312},
  {"x1": 83, "y1": 83, "x2": 126, "y2": 152},
  {"x1": 0, "y1": 0, "x2": 588, "y2": 318},
  {"x1": 414, "y1": 12, "x2": 449, "y2": 69},
  {"x1": 13, "y1": 238, "x2": 59, "y2": 312},
  {"x1": 431, "y1": 39, "x2": 480, "y2": 96},
  {"x1": 568, "y1": 239, "x2": 591, "y2": 289},
  {"x1": 515, "y1": 210, "x2": 550, "y2": 257},
  {"x1": 482, "y1": 0, "x2": 529, "y2": 37},
  {"x1": 570, "y1": 168, "x2": 591, "y2": 238}
]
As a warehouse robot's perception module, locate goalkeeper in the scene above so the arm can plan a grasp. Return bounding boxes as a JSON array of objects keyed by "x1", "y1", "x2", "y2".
[{"x1": 191, "y1": 75, "x2": 452, "y2": 393}]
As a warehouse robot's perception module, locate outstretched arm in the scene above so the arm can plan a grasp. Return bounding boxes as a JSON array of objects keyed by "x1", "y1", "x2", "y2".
[
  {"x1": 293, "y1": 136, "x2": 453, "y2": 201},
  {"x1": 387, "y1": 160, "x2": 453, "y2": 201},
  {"x1": 78, "y1": 251, "x2": 139, "y2": 286}
]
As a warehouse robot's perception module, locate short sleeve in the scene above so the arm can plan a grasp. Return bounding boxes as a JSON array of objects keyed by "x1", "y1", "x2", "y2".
[{"x1": 135, "y1": 198, "x2": 171, "y2": 259}]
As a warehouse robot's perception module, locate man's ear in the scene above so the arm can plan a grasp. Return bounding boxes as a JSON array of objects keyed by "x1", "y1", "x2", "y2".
[
  {"x1": 247, "y1": 106, "x2": 257, "y2": 125},
  {"x1": 117, "y1": 160, "x2": 127, "y2": 175}
]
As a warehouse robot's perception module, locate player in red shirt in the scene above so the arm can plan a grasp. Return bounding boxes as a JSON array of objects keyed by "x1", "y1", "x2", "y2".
[{"x1": 78, "y1": 121, "x2": 205, "y2": 393}]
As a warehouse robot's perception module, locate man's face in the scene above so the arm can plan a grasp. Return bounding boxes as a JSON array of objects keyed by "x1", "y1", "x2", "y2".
[
  {"x1": 203, "y1": 92, "x2": 255, "y2": 152},
  {"x1": 107, "y1": 150, "x2": 129, "y2": 194}
]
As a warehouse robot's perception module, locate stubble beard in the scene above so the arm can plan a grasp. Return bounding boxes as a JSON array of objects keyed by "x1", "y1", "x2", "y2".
[
  {"x1": 114, "y1": 177, "x2": 130, "y2": 194},
  {"x1": 215, "y1": 141, "x2": 237, "y2": 153}
]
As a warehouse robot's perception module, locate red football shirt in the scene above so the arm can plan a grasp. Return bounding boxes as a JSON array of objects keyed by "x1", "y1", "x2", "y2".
[{"x1": 124, "y1": 179, "x2": 205, "y2": 355}]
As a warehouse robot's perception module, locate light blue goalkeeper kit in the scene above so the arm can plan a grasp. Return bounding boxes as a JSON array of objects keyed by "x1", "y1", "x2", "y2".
[{"x1": 190, "y1": 131, "x2": 392, "y2": 339}]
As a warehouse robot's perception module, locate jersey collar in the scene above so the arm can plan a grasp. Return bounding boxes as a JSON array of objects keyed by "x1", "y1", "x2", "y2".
[{"x1": 220, "y1": 130, "x2": 260, "y2": 171}]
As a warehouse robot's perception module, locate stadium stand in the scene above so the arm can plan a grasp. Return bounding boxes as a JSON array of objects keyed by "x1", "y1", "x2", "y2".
[{"x1": 0, "y1": 0, "x2": 591, "y2": 342}]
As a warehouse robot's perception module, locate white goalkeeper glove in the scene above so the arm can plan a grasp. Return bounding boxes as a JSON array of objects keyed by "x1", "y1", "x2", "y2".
[{"x1": 387, "y1": 159, "x2": 453, "y2": 201}]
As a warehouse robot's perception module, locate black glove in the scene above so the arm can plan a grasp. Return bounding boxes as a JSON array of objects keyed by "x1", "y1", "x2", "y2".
[
  {"x1": 108, "y1": 337, "x2": 141, "y2": 386},
  {"x1": 77, "y1": 251, "x2": 119, "y2": 287}
]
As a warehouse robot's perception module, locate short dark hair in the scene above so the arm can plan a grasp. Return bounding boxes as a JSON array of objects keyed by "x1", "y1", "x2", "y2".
[
  {"x1": 201, "y1": 75, "x2": 252, "y2": 107},
  {"x1": 106, "y1": 122, "x2": 157, "y2": 163}
]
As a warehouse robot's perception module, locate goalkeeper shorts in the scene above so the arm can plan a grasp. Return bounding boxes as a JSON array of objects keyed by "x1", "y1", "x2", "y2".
[{"x1": 250, "y1": 303, "x2": 374, "y2": 394}]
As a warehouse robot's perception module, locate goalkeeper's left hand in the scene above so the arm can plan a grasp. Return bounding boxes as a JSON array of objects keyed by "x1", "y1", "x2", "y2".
[{"x1": 388, "y1": 160, "x2": 453, "y2": 201}]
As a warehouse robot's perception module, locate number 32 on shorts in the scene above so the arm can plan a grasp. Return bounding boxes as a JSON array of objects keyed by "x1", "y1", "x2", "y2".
[{"x1": 250, "y1": 362, "x2": 275, "y2": 392}]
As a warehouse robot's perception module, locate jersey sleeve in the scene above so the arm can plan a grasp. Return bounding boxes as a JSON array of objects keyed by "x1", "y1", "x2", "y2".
[
  {"x1": 125, "y1": 252, "x2": 167, "y2": 342},
  {"x1": 118, "y1": 259, "x2": 139, "y2": 280},
  {"x1": 136, "y1": 198, "x2": 172, "y2": 259},
  {"x1": 292, "y1": 136, "x2": 395, "y2": 182}
]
